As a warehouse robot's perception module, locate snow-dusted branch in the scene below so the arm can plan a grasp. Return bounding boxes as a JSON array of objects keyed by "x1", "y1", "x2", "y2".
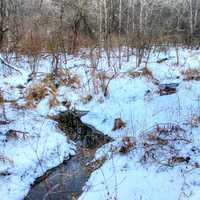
[{"x1": 0, "y1": 56, "x2": 22, "y2": 75}]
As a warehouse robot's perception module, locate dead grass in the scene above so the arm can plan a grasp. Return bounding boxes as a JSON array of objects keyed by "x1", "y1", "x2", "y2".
[
  {"x1": 182, "y1": 68, "x2": 200, "y2": 81},
  {"x1": 129, "y1": 67, "x2": 154, "y2": 79},
  {"x1": 25, "y1": 83, "x2": 48, "y2": 107},
  {"x1": 128, "y1": 70, "x2": 142, "y2": 78},
  {"x1": 24, "y1": 69, "x2": 80, "y2": 108},
  {"x1": 142, "y1": 67, "x2": 154, "y2": 78},
  {"x1": 112, "y1": 118, "x2": 126, "y2": 131},
  {"x1": 119, "y1": 136, "x2": 136, "y2": 154},
  {"x1": 140, "y1": 123, "x2": 191, "y2": 166}
]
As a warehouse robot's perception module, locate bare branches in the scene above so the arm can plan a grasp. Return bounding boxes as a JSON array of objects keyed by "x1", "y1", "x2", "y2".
[{"x1": 0, "y1": 56, "x2": 22, "y2": 74}]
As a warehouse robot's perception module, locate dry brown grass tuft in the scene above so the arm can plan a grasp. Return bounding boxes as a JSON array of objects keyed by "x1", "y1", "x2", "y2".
[
  {"x1": 128, "y1": 70, "x2": 142, "y2": 78},
  {"x1": 140, "y1": 123, "x2": 190, "y2": 165},
  {"x1": 112, "y1": 118, "x2": 126, "y2": 131},
  {"x1": 142, "y1": 67, "x2": 153, "y2": 78},
  {"x1": 25, "y1": 83, "x2": 48, "y2": 107},
  {"x1": 55, "y1": 69, "x2": 81, "y2": 89},
  {"x1": 182, "y1": 68, "x2": 200, "y2": 81},
  {"x1": 128, "y1": 67, "x2": 155, "y2": 81},
  {"x1": 119, "y1": 136, "x2": 136, "y2": 154}
]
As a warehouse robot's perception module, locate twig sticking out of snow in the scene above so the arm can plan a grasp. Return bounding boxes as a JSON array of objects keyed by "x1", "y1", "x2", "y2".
[{"x1": 0, "y1": 56, "x2": 22, "y2": 75}]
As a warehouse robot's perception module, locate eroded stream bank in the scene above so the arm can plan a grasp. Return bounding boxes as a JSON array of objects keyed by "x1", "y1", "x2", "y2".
[{"x1": 25, "y1": 111, "x2": 111, "y2": 200}]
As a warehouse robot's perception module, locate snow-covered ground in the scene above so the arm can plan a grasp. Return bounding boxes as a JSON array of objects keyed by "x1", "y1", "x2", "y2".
[
  {"x1": 1, "y1": 47, "x2": 200, "y2": 199},
  {"x1": 0, "y1": 56, "x2": 75, "y2": 200}
]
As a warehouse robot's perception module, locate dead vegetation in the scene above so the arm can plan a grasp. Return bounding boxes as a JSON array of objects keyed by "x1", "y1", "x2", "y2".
[
  {"x1": 25, "y1": 83, "x2": 48, "y2": 108},
  {"x1": 119, "y1": 136, "x2": 136, "y2": 154},
  {"x1": 112, "y1": 118, "x2": 126, "y2": 131},
  {"x1": 128, "y1": 67, "x2": 153, "y2": 79},
  {"x1": 142, "y1": 67, "x2": 153, "y2": 78},
  {"x1": 54, "y1": 69, "x2": 80, "y2": 89},
  {"x1": 43, "y1": 69, "x2": 81, "y2": 89},
  {"x1": 24, "y1": 69, "x2": 80, "y2": 108},
  {"x1": 128, "y1": 70, "x2": 142, "y2": 78},
  {"x1": 140, "y1": 123, "x2": 191, "y2": 167},
  {"x1": 92, "y1": 71, "x2": 115, "y2": 97},
  {"x1": 128, "y1": 67, "x2": 159, "y2": 86},
  {"x1": 182, "y1": 68, "x2": 200, "y2": 81}
]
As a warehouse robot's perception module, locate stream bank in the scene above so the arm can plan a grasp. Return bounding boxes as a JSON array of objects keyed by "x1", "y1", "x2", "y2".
[{"x1": 25, "y1": 110, "x2": 111, "y2": 200}]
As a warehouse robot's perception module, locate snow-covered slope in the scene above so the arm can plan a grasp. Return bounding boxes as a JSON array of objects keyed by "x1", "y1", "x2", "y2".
[{"x1": 1, "y1": 47, "x2": 200, "y2": 200}]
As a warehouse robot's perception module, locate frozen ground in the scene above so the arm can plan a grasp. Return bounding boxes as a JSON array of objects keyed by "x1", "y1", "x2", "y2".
[{"x1": 1, "y1": 47, "x2": 200, "y2": 199}]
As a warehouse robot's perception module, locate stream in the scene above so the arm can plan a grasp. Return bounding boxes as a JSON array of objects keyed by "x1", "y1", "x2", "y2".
[{"x1": 25, "y1": 111, "x2": 111, "y2": 200}]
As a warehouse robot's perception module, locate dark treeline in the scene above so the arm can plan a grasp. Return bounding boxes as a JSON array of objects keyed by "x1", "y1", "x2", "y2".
[{"x1": 1, "y1": 0, "x2": 200, "y2": 55}]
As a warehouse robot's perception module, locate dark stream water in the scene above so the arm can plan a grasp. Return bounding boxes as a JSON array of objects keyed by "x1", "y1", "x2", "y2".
[{"x1": 25, "y1": 111, "x2": 111, "y2": 200}]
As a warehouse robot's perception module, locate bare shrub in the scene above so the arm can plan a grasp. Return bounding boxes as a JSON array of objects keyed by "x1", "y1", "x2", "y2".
[{"x1": 93, "y1": 71, "x2": 115, "y2": 97}]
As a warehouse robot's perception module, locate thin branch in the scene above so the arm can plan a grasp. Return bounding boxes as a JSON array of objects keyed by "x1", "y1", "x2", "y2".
[{"x1": 0, "y1": 56, "x2": 22, "y2": 74}]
